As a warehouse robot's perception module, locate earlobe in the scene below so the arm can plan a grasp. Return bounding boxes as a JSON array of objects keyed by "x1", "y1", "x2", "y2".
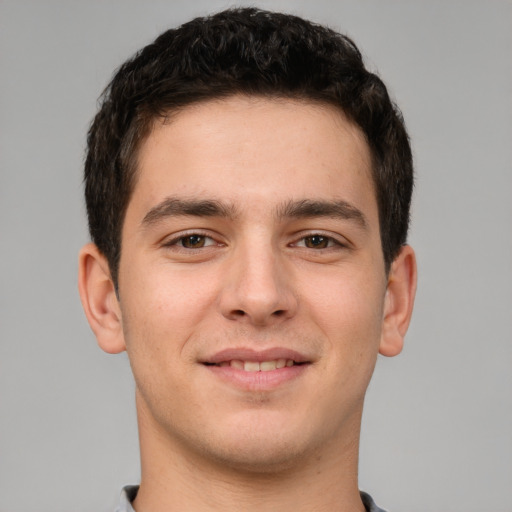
[
  {"x1": 78, "y1": 243, "x2": 126, "y2": 354},
  {"x1": 379, "y1": 245, "x2": 417, "y2": 357}
]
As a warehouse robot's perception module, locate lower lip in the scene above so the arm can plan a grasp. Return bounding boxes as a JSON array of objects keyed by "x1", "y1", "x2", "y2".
[{"x1": 204, "y1": 364, "x2": 309, "y2": 391}]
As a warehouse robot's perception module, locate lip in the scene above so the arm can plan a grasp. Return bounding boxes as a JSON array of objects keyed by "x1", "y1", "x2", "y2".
[
  {"x1": 204, "y1": 347, "x2": 310, "y2": 365},
  {"x1": 201, "y1": 347, "x2": 311, "y2": 391}
]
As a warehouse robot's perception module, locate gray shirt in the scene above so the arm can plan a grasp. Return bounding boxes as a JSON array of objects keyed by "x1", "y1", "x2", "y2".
[{"x1": 115, "y1": 485, "x2": 388, "y2": 512}]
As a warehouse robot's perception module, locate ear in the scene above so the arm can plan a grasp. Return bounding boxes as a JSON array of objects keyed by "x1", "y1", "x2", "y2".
[
  {"x1": 78, "y1": 243, "x2": 126, "y2": 354},
  {"x1": 379, "y1": 245, "x2": 417, "y2": 357}
]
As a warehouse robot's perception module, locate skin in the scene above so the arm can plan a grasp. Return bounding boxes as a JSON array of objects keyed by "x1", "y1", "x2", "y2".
[{"x1": 79, "y1": 96, "x2": 416, "y2": 512}]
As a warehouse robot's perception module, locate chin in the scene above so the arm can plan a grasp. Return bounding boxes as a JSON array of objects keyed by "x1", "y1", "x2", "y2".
[
  {"x1": 188, "y1": 413, "x2": 323, "y2": 475},
  {"x1": 204, "y1": 437, "x2": 308, "y2": 475}
]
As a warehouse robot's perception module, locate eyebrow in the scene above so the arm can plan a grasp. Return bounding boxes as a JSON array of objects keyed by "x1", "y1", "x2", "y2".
[
  {"x1": 141, "y1": 196, "x2": 367, "y2": 230},
  {"x1": 141, "y1": 197, "x2": 238, "y2": 227},
  {"x1": 276, "y1": 199, "x2": 368, "y2": 229}
]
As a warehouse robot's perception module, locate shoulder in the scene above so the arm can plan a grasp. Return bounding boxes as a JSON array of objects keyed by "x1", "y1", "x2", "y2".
[
  {"x1": 360, "y1": 490, "x2": 389, "y2": 512},
  {"x1": 115, "y1": 485, "x2": 139, "y2": 512}
]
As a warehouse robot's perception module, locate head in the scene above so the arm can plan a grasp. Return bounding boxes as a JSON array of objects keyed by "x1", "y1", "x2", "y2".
[
  {"x1": 79, "y1": 8, "x2": 417, "y2": 481},
  {"x1": 84, "y1": 8, "x2": 413, "y2": 289}
]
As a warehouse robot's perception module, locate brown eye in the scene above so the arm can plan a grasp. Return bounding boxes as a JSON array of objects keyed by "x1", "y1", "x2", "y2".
[
  {"x1": 304, "y1": 235, "x2": 330, "y2": 249},
  {"x1": 181, "y1": 235, "x2": 206, "y2": 248}
]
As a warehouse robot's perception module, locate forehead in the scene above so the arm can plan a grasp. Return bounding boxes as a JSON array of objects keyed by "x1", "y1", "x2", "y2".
[{"x1": 128, "y1": 96, "x2": 376, "y2": 224}]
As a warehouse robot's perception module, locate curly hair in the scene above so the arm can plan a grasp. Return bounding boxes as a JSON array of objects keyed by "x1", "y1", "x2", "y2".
[{"x1": 85, "y1": 7, "x2": 413, "y2": 286}]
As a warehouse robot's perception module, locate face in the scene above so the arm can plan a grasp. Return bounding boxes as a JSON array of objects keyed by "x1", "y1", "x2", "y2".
[{"x1": 117, "y1": 96, "x2": 388, "y2": 470}]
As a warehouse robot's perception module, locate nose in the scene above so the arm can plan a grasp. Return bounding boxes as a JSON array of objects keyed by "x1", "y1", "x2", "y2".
[{"x1": 219, "y1": 242, "x2": 298, "y2": 326}]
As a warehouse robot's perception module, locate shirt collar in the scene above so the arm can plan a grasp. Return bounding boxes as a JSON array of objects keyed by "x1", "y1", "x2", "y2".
[{"x1": 116, "y1": 485, "x2": 388, "y2": 512}]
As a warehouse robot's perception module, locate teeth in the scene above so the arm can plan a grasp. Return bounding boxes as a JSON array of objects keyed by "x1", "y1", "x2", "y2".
[
  {"x1": 260, "y1": 360, "x2": 277, "y2": 371},
  {"x1": 244, "y1": 361, "x2": 260, "y2": 372},
  {"x1": 218, "y1": 359, "x2": 296, "y2": 371},
  {"x1": 231, "y1": 360, "x2": 244, "y2": 370}
]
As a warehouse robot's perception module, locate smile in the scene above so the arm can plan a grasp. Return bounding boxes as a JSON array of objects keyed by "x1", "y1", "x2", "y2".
[
  {"x1": 213, "y1": 359, "x2": 298, "y2": 371},
  {"x1": 202, "y1": 348, "x2": 311, "y2": 390}
]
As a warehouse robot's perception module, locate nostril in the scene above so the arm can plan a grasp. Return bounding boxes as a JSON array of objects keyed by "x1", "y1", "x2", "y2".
[{"x1": 272, "y1": 310, "x2": 285, "y2": 317}]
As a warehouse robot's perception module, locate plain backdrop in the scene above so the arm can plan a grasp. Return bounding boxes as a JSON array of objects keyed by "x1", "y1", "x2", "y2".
[{"x1": 1, "y1": 1, "x2": 511, "y2": 511}]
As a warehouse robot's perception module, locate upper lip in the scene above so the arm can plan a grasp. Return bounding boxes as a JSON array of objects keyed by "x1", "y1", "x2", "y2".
[{"x1": 203, "y1": 347, "x2": 311, "y2": 365}]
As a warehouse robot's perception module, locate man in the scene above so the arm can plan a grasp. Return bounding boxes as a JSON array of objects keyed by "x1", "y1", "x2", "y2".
[{"x1": 78, "y1": 8, "x2": 416, "y2": 512}]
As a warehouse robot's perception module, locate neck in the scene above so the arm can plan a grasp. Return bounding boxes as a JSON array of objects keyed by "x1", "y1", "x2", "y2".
[{"x1": 133, "y1": 392, "x2": 366, "y2": 512}]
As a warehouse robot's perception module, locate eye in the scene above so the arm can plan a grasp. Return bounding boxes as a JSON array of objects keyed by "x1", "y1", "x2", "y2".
[
  {"x1": 179, "y1": 235, "x2": 202, "y2": 248},
  {"x1": 303, "y1": 235, "x2": 330, "y2": 249},
  {"x1": 163, "y1": 233, "x2": 218, "y2": 250},
  {"x1": 178, "y1": 234, "x2": 215, "y2": 248},
  {"x1": 296, "y1": 234, "x2": 338, "y2": 249}
]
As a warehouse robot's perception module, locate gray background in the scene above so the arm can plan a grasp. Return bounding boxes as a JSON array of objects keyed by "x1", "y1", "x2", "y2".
[{"x1": 1, "y1": 1, "x2": 511, "y2": 511}]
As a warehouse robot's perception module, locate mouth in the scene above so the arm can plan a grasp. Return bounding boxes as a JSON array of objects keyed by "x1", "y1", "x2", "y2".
[
  {"x1": 201, "y1": 349, "x2": 311, "y2": 390},
  {"x1": 204, "y1": 359, "x2": 306, "y2": 372}
]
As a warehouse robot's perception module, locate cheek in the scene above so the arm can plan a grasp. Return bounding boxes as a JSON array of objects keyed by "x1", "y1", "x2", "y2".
[
  {"x1": 118, "y1": 261, "x2": 223, "y2": 391},
  {"x1": 302, "y1": 268, "x2": 385, "y2": 381},
  {"x1": 118, "y1": 264, "x2": 225, "y2": 433},
  {"x1": 119, "y1": 280, "x2": 199, "y2": 416},
  {"x1": 305, "y1": 266, "x2": 384, "y2": 336}
]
